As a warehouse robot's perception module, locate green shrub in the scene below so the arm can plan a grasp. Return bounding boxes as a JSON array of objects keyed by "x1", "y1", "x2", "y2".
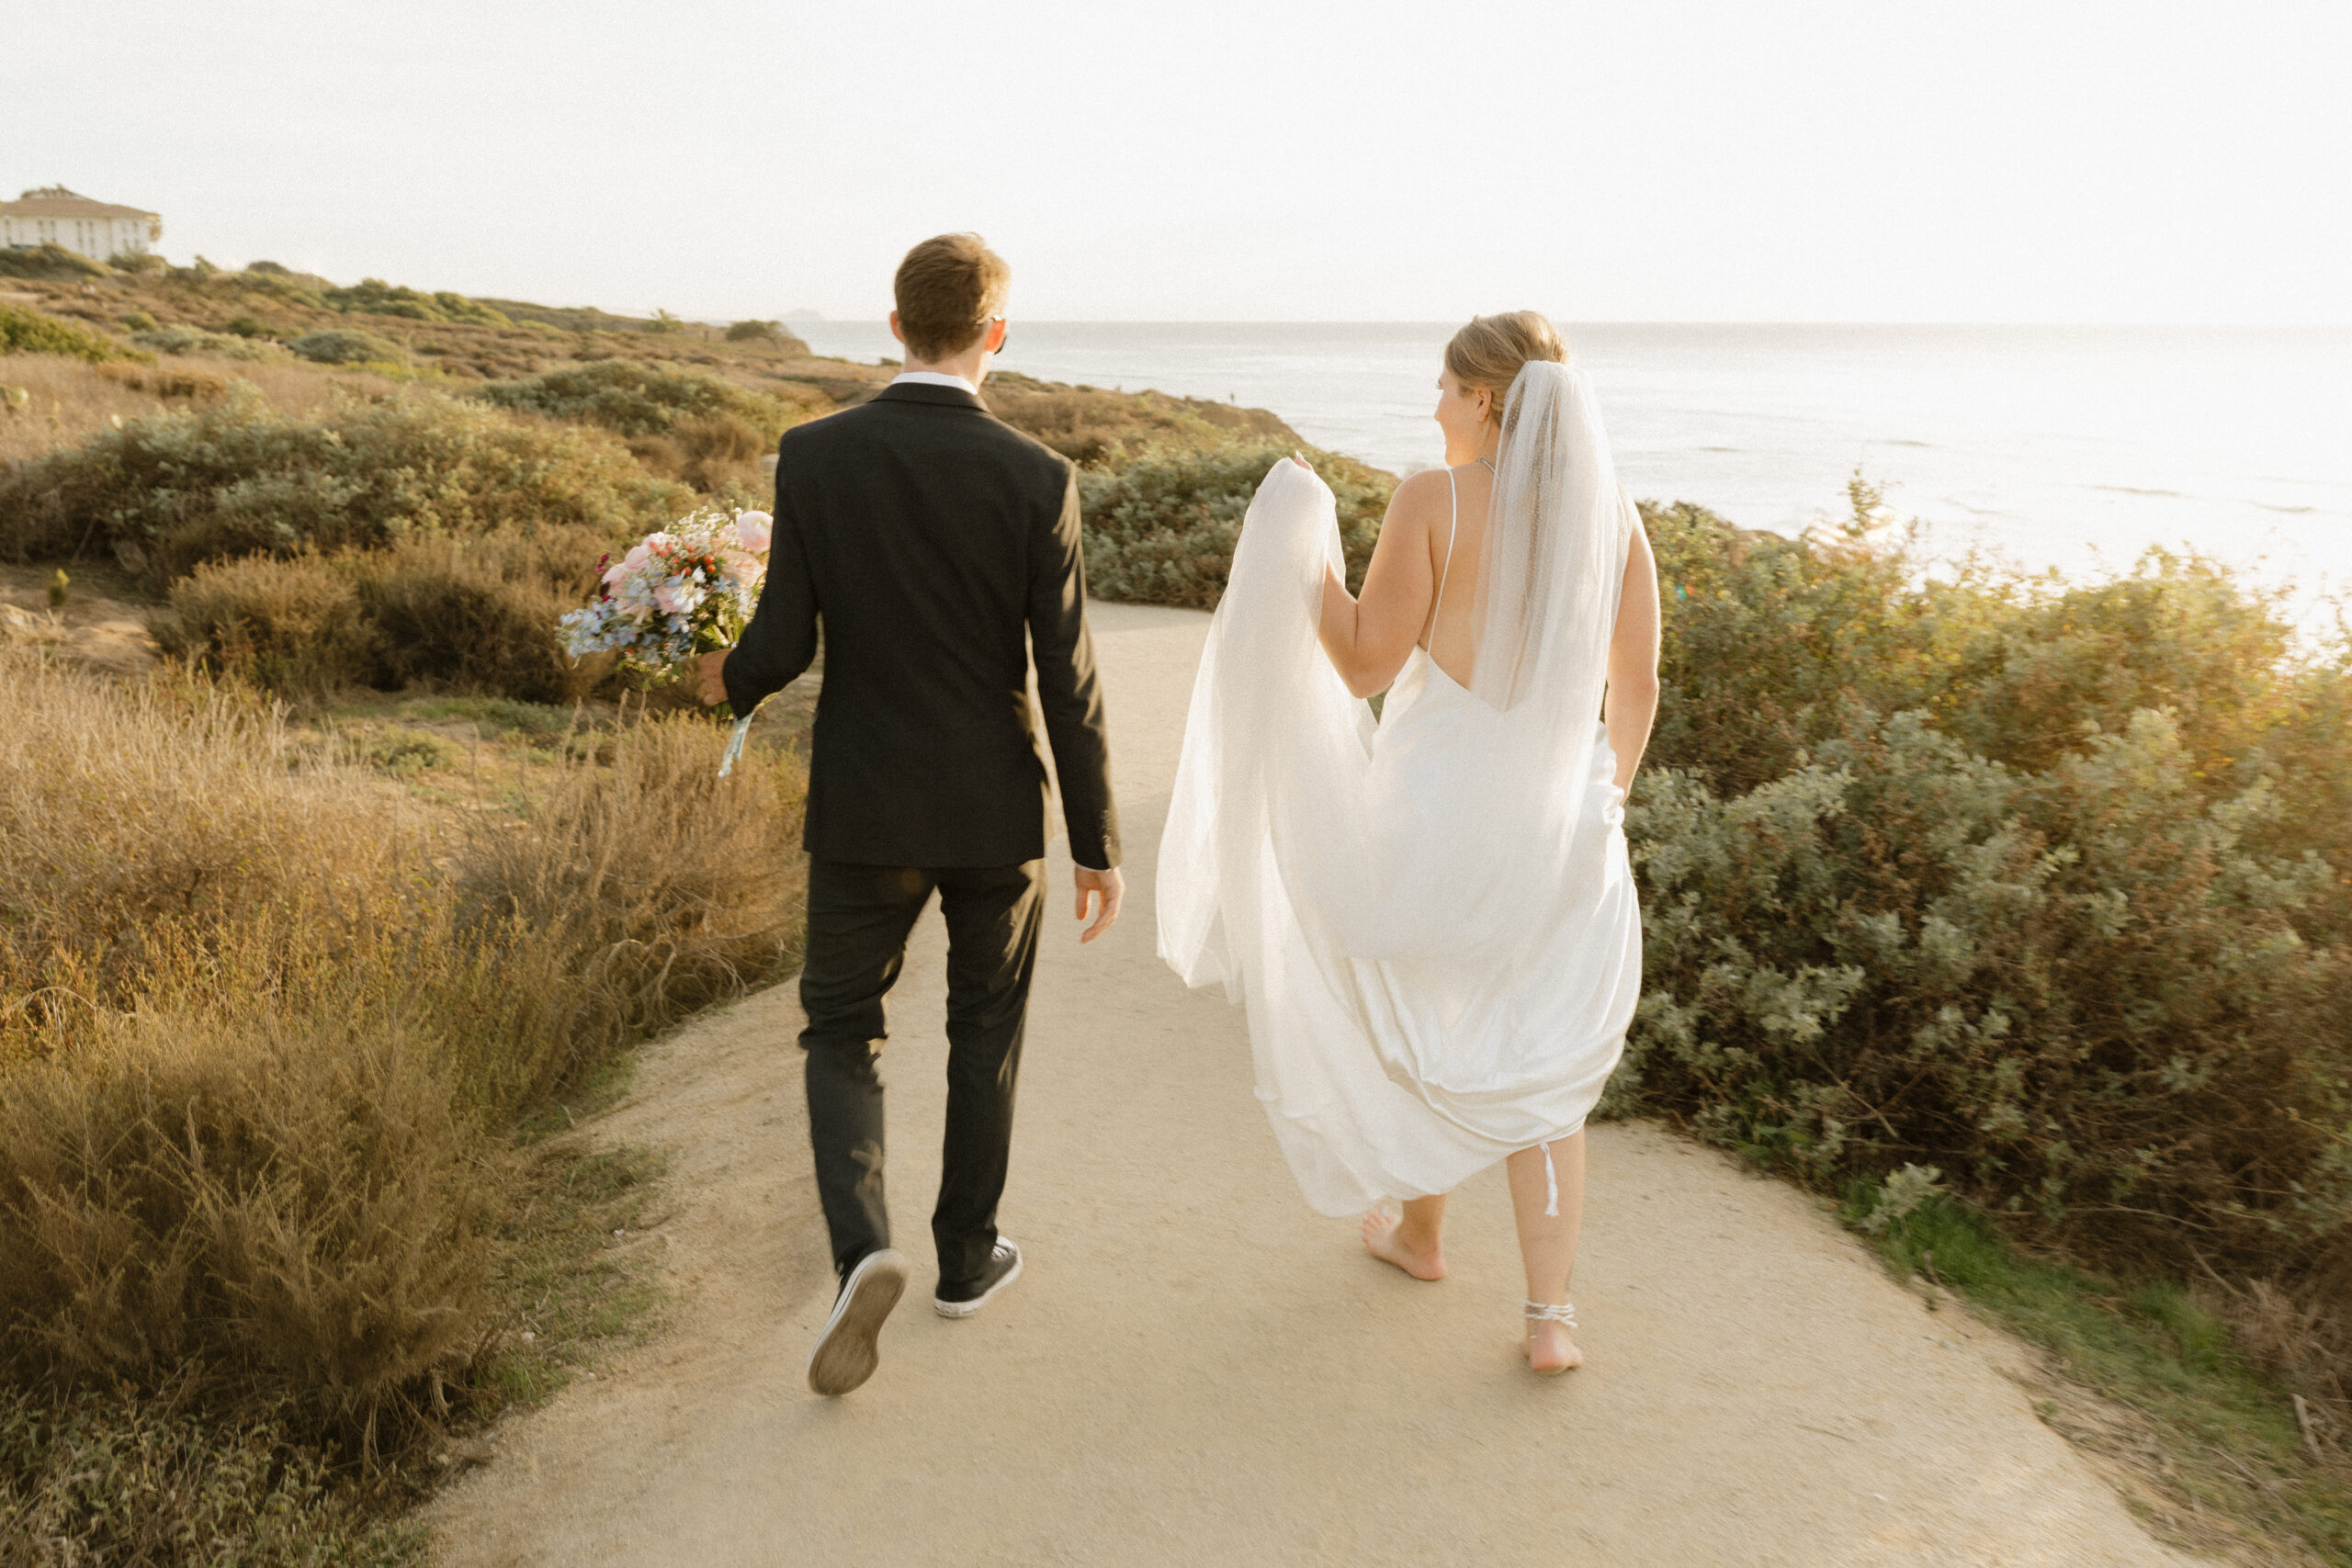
[
  {"x1": 1614, "y1": 706, "x2": 2347, "y2": 1265},
  {"x1": 164, "y1": 553, "x2": 377, "y2": 694},
  {"x1": 0, "y1": 243, "x2": 110, "y2": 282},
  {"x1": 1079, "y1": 444, "x2": 1390, "y2": 609},
  {"x1": 474, "y1": 357, "x2": 808, "y2": 442},
  {"x1": 0, "y1": 385, "x2": 691, "y2": 584},
  {"x1": 0, "y1": 304, "x2": 145, "y2": 364},
  {"x1": 131, "y1": 322, "x2": 294, "y2": 362},
  {"x1": 289, "y1": 327, "x2": 402, "y2": 366},
  {"x1": 119, "y1": 309, "x2": 158, "y2": 332},
  {"x1": 322, "y1": 278, "x2": 512, "y2": 327},
  {"x1": 724, "y1": 318, "x2": 809, "y2": 353},
  {"x1": 988, "y1": 376, "x2": 1299, "y2": 466},
  {"x1": 358, "y1": 526, "x2": 610, "y2": 703},
  {"x1": 1599, "y1": 496, "x2": 2352, "y2": 1379}
]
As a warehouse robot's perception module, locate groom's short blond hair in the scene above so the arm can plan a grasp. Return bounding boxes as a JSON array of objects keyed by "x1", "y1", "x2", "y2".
[{"x1": 894, "y1": 233, "x2": 1011, "y2": 361}]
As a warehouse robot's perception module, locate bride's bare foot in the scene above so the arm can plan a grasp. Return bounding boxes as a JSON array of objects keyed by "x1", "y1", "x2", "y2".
[
  {"x1": 1361, "y1": 1207, "x2": 1446, "y2": 1281},
  {"x1": 1522, "y1": 1314, "x2": 1585, "y2": 1375}
]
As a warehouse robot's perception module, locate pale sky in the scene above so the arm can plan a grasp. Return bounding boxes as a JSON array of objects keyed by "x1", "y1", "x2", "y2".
[{"x1": 8, "y1": 0, "x2": 2347, "y2": 323}]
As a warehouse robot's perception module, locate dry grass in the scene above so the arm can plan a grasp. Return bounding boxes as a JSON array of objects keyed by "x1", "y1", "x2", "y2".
[
  {"x1": 0, "y1": 647, "x2": 807, "y2": 1540},
  {"x1": 0, "y1": 351, "x2": 400, "y2": 468},
  {"x1": 0, "y1": 1383, "x2": 420, "y2": 1565}
]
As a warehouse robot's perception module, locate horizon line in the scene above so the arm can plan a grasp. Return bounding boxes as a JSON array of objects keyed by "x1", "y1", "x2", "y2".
[{"x1": 770, "y1": 317, "x2": 2352, "y2": 332}]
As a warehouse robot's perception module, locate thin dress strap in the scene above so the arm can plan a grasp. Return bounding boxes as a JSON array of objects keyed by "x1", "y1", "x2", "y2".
[{"x1": 1431, "y1": 466, "x2": 1461, "y2": 635}]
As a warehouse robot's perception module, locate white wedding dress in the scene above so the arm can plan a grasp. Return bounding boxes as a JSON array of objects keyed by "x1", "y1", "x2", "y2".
[{"x1": 1156, "y1": 362, "x2": 1643, "y2": 1216}]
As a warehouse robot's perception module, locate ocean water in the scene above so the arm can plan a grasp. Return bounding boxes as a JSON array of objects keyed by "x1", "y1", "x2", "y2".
[{"x1": 791, "y1": 321, "x2": 2352, "y2": 606}]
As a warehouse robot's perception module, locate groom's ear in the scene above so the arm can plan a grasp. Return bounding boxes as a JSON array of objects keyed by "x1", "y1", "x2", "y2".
[{"x1": 888, "y1": 311, "x2": 907, "y2": 347}]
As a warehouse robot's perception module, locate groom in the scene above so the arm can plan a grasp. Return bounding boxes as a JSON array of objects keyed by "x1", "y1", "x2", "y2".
[{"x1": 697, "y1": 232, "x2": 1123, "y2": 1397}]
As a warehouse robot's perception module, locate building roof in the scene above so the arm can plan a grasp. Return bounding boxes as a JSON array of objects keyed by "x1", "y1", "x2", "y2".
[{"x1": 1, "y1": 186, "x2": 160, "y2": 221}]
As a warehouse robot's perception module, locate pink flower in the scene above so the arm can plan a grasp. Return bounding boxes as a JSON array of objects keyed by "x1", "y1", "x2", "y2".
[{"x1": 734, "y1": 511, "x2": 773, "y2": 553}]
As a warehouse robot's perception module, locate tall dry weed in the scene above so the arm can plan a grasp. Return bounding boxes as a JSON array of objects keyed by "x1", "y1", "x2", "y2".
[
  {"x1": 454, "y1": 713, "x2": 808, "y2": 1107},
  {"x1": 0, "y1": 1009, "x2": 493, "y2": 1431}
]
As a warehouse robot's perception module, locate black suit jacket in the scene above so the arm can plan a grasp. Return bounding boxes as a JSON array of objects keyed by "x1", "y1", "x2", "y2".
[{"x1": 722, "y1": 381, "x2": 1120, "y2": 871}]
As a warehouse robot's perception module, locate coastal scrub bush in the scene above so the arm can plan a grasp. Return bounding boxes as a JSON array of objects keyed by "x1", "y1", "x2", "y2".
[
  {"x1": 164, "y1": 553, "x2": 377, "y2": 694},
  {"x1": 94, "y1": 360, "x2": 232, "y2": 400},
  {"x1": 1597, "y1": 495, "x2": 2352, "y2": 1424},
  {"x1": 322, "y1": 277, "x2": 512, "y2": 327},
  {"x1": 357, "y1": 525, "x2": 610, "y2": 703},
  {"x1": 1079, "y1": 444, "x2": 1390, "y2": 608},
  {"x1": 987, "y1": 376, "x2": 1296, "y2": 466},
  {"x1": 1612, "y1": 706, "x2": 2346, "y2": 1263},
  {"x1": 162, "y1": 525, "x2": 612, "y2": 702},
  {"x1": 474, "y1": 357, "x2": 810, "y2": 442},
  {"x1": 725, "y1": 319, "x2": 810, "y2": 354},
  {"x1": 0, "y1": 385, "x2": 689, "y2": 584},
  {"x1": 0, "y1": 304, "x2": 145, "y2": 364},
  {"x1": 0, "y1": 243, "x2": 111, "y2": 282},
  {"x1": 133, "y1": 322, "x2": 295, "y2": 363},
  {"x1": 475, "y1": 359, "x2": 820, "y2": 493},
  {"x1": 289, "y1": 327, "x2": 403, "y2": 366}
]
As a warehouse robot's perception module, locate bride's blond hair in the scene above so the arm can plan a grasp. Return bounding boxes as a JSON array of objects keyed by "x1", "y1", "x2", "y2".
[{"x1": 1444, "y1": 311, "x2": 1567, "y2": 422}]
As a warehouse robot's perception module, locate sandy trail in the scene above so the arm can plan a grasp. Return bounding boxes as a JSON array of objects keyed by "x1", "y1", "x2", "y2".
[{"x1": 431, "y1": 602, "x2": 2197, "y2": 1567}]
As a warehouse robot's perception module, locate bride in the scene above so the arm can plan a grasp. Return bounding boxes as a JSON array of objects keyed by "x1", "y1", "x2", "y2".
[{"x1": 1157, "y1": 311, "x2": 1660, "y2": 1374}]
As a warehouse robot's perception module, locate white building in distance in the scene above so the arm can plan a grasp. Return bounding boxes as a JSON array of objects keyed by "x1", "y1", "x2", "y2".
[{"x1": 0, "y1": 187, "x2": 162, "y2": 260}]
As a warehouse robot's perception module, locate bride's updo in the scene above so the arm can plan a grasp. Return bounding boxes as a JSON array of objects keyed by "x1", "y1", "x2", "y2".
[{"x1": 1444, "y1": 311, "x2": 1566, "y2": 422}]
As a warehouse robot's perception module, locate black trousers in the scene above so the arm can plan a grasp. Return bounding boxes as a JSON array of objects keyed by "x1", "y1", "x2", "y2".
[{"x1": 799, "y1": 858, "x2": 1046, "y2": 1290}]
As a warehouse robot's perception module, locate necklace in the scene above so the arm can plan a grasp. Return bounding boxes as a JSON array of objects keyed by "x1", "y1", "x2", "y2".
[{"x1": 1476, "y1": 457, "x2": 1497, "y2": 473}]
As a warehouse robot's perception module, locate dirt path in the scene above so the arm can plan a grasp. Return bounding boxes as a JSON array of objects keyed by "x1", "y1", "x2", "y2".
[{"x1": 430, "y1": 602, "x2": 2199, "y2": 1568}]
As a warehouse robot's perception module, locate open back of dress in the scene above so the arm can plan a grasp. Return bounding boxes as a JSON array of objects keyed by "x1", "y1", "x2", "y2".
[{"x1": 1156, "y1": 363, "x2": 1644, "y2": 1215}]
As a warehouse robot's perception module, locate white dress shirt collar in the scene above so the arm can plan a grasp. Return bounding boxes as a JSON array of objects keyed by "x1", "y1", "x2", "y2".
[{"x1": 889, "y1": 369, "x2": 978, "y2": 395}]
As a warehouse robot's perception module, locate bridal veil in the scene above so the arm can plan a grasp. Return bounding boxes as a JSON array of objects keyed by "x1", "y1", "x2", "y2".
[{"x1": 1156, "y1": 361, "x2": 1645, "y2": 1214}]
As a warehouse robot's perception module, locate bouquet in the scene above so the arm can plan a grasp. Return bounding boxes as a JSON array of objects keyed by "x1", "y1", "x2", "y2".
[
  {"x1": 560, "y1": 506, "x2": 773, "y2": 773},
  {"x1": 561, "y1": 506, "x2": 773, "y2": 677}
]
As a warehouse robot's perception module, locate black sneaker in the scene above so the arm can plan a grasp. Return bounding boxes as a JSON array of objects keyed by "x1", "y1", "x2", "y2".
[
  {"x1": 933, "y1": 1237, "x2": 1023, "y2": 1318},
  {"x1": 806, "y1": 1247, "x2": 908, "y2": 1395}
]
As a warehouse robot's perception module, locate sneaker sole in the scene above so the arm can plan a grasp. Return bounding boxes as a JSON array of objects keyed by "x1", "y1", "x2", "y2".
[
  {"x1": 807, "y1": 1249, "x2": 908, "y2": 1396},
  {"x1": 933, "y1": 1241, "x2": 1023, "y2": 1317}
]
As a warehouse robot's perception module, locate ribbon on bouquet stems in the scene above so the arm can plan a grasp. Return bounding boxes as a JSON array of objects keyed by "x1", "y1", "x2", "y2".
[{"x1": 718, "y1": 713, "x2": 755, "y2": 779}]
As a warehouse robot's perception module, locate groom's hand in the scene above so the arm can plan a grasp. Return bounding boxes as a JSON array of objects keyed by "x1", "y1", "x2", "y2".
[
  {"x1": 1074, "y1": 865, "x2": 1124, "y2": 943},
  {"x1": 695, "y1": 649, "x2": 730, "y2": 706}
]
